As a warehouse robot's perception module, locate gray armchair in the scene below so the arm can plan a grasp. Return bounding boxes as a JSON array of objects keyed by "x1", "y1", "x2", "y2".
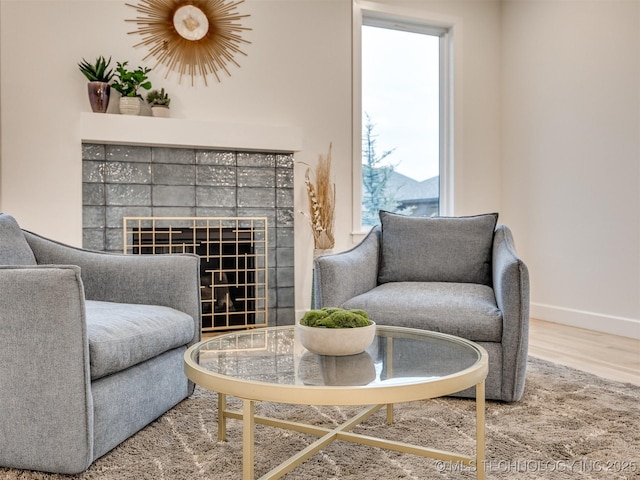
[
  {"x1": 313, "y1": 211, "x2": 529, "y2": 402},
  {"x1": 0, "y1": 213, "x2": 201, "y2": 474}
]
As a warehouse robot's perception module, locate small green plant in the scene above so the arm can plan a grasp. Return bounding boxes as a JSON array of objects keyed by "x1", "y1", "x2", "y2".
[
  {"x1": 301, "y1": 307, "x2": 372, "y2": 328},
  {"x1": 78, "y1": 56, "x2": 114, "y2": 83},
  {"x1": 146, "y1": 88, "x2": 171, "y2": 107},
  {"x1": 112, "y1": 61, "x2": 152, "y2": 98}
]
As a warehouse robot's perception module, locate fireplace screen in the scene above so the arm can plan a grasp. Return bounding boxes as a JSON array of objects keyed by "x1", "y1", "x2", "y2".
[{"x1": 123, "y1": 217, "x2": 268, "y2": 332}]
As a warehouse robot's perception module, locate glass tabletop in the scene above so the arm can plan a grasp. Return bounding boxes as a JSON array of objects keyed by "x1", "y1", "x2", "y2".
[{"x1": 186, "y1": 325, "x2": 487, "y2": 397}]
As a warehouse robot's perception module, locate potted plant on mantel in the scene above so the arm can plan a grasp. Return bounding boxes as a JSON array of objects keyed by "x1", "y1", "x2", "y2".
[
  {"x1": 111, "y1": 61, "x2": 152, "y2": 116},
  {"x1": 146, "y1": 88, "x2": 171, "y2": 118},
  {"x1": 78, "y1": 56, "x2": 114, "y2": 113}
]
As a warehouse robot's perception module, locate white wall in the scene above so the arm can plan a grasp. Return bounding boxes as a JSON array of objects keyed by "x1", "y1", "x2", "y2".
[
  {"x1": 502, "y1": 0, "x2": 640, "y2": 338},
  {"x1": 2, "y1": 0, "x2": 637, "y2": 338},
  {"x1": 0, "y1": 0, "x2": 352, "y2": 228},
  {"x1": 0, "y1": 0, "x2": 504, "y2": 318},
  {"x1": 0, "y1": 0, "x2": 353, "y2": 317}
]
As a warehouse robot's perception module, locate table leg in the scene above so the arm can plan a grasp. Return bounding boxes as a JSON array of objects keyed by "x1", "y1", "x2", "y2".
[
  {"x1": 476, "y1": 381, "x2": 486, "y2": 480},
  {"x1": 243, "y1": 399, "x2": 255, "y2": 480},
  {"x1": 386, "y1": 404, "x2": 394, "y2": 424},
  {"x1": 218, "y1": 393, "x2": 227, "y2": 441}
]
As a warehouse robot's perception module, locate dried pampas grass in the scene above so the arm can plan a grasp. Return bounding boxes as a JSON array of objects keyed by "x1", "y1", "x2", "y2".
[{"x1": 303, "y1": 143, "x2": 335, "y2": 250}]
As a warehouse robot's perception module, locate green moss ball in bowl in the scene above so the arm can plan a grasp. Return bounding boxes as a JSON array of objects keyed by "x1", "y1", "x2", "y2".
[{"x1": 297, "y1": 307, "x2": 376, "y2": 356}]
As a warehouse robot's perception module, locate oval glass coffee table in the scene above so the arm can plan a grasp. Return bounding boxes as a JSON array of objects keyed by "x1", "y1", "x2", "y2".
[{"x1": 184, "y1": 325, "x2": 488, "y2": 480}]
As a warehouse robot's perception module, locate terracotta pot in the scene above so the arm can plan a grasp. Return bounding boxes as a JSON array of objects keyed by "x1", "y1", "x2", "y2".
[{"x1": 87, "y1": 81, "x2": 111, "y2": 113}]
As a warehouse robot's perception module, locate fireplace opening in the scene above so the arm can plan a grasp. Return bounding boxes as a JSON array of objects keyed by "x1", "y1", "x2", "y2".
[{"x1": 124, "y1": 217, "x2": 268, "y2": 332}]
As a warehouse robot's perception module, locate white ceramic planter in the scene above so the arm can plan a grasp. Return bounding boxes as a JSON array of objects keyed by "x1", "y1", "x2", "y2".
[
  {"x1": 119, "y1": 97, "x2": 141, "y2": 116},
  {"x1": 151, "y1": 105, "x2": 170, "y2": 118},
  {"x1": 297, "y1": 322, "x2": 376, "y2": 356}
]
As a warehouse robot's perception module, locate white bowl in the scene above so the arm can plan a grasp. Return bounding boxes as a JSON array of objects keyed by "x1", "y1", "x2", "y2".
[{"x1": 297, "y1": 322, "x2": 376, "y2": 356}]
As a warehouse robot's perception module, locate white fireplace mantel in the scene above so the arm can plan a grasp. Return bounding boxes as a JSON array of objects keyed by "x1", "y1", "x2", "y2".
[{"x1": 79, "y1": 112, "x2": 302, "y2": 153}]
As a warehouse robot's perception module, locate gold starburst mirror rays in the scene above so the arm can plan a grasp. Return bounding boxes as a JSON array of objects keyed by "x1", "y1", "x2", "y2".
[{"x1": 126, "y1": 0, "x2": 251, "y2": 86}]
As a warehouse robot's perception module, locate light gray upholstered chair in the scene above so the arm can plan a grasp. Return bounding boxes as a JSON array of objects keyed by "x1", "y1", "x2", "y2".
[
  {"x1": 0, "y1": 213, "x2": 201, "y2": 474},
  {"x1": 313, "y1": 211, "x2": 530, "y2": 402}
]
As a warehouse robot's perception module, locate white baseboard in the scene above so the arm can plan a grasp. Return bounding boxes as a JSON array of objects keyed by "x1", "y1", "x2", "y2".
[{"x1": 530, "y1": 303, "x2": 640, "y2": 340}]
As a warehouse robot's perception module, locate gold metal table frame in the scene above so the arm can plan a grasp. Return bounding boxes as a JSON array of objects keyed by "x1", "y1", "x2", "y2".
[{"x1": 184, "y1": 325, "x2": 489, "y2": 480}]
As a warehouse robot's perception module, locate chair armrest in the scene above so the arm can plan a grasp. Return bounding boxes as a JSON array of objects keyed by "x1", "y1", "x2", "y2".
[
  {"x1": 0, "y1": 265, "x2": 93, "y2": 473},
  {"x1": 492, "y1": 225, "x2": 530, "y2": 401},
  {"x1": 24, "y1": 231, "x2": 202, "y2": 346},
  {"x1": 313, "y1": 227, "x2": 381, "y2": 308}
]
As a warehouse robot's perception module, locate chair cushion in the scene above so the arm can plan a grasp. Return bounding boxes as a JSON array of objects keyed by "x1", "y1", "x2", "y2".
[
  {"x1": 341, "y1": 281, "x2": 503, "y2": 342},
  {"x1": 86, "y1": 300, "x2": 195, "y2": 380},
  {"x1": 378, "y1": 211, "x2": 498, "y2": 286},
  {"x1": 0, "y1": 214, "x2": 37, "y2": 265}
]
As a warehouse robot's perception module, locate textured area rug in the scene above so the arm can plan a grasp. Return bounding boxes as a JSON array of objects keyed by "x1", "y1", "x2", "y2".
[{"x1": 2, "y1": 357, "x2": 639, "y2": 480}]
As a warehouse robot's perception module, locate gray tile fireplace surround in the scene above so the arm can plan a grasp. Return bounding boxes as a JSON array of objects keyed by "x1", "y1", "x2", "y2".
[{"x1": 82, "y1": 143, "x2": 295, "y2": 326}]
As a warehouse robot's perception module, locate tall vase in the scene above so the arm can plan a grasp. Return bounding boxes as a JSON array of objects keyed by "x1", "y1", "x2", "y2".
[{"x1": 87, "y1": 81, "x2": 111, "y2": 113}]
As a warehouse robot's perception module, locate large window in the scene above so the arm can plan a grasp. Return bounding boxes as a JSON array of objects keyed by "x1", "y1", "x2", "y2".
[{"x1": 354, "y1": 7, "x2": 454, "y2": 230}]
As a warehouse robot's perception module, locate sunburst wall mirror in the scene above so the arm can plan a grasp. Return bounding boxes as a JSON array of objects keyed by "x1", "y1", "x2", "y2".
[{"x1": 126, "y1": 0, "x2": 251, "y2": 86}]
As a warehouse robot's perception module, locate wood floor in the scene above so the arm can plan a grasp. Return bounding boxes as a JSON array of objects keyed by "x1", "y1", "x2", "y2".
[{"x1": 528, "y1": 318, "x2": 640, "y2": 386}]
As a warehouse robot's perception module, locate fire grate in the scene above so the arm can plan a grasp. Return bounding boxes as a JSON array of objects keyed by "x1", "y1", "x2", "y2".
[{"x1": 123, "y1": 216, "x2": 268, "y2": 332}]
